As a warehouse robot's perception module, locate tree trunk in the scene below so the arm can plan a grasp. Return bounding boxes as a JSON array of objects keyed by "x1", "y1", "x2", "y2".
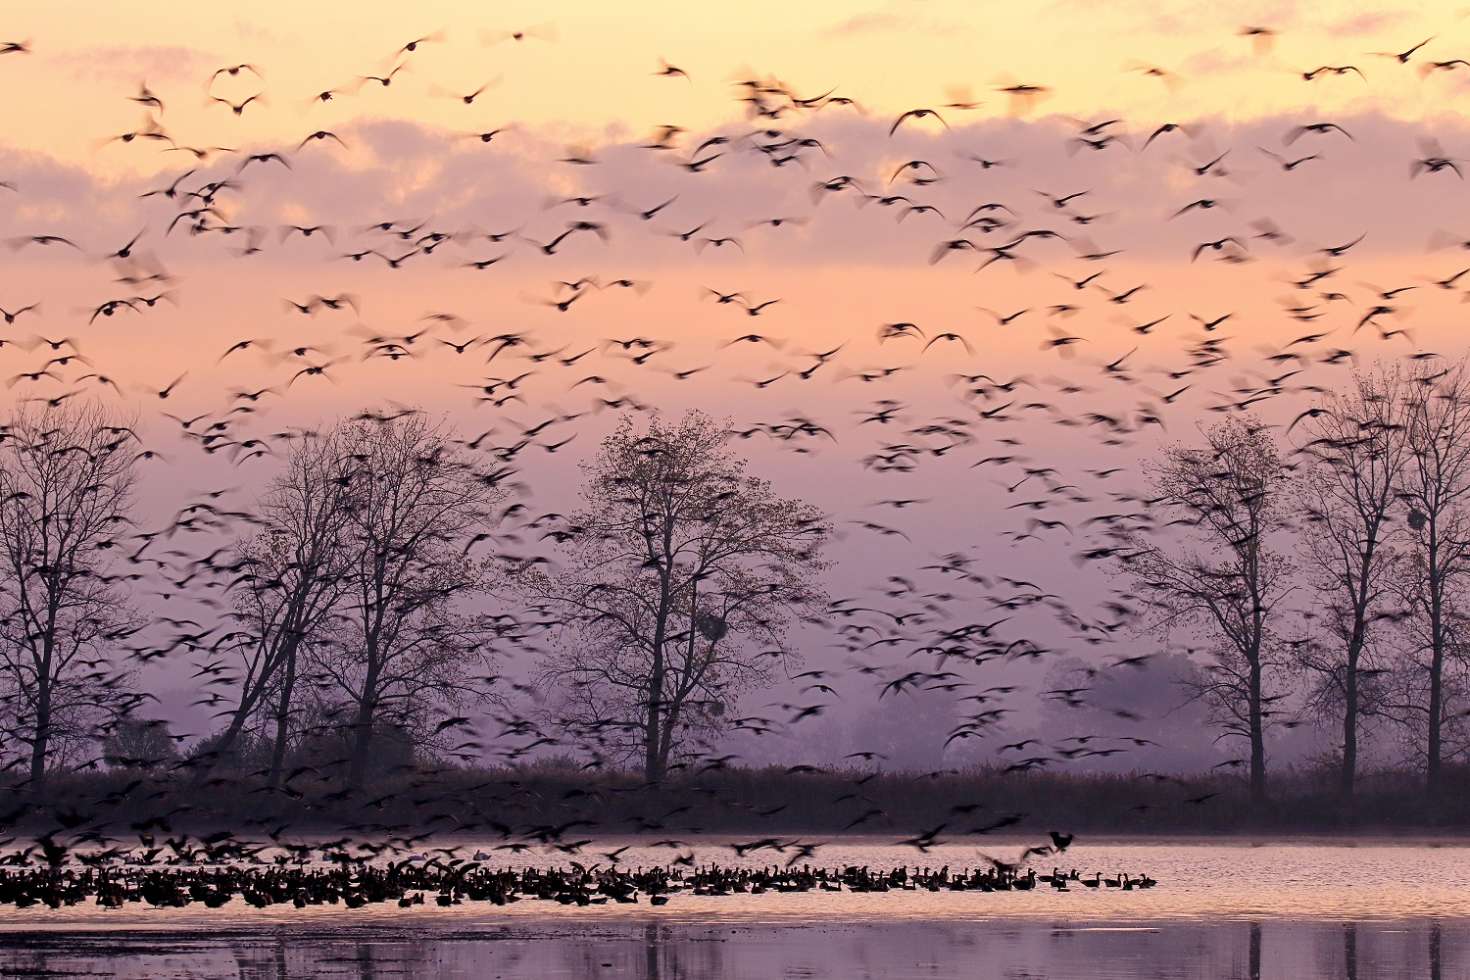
[
  {"x1": 644, "y1": 587, "x2": 671, "y2": 783},
  {"x1": 28, "y1": 683, "x2": 49, "y2": 796},
  {"x1": 1428, "y1": 635, "x2": 1444, "y2": 800},
  {"x1": 650, "y1": 588, "x2": 701, "y2": 779},
  {"x1": 214, "y1": 708, "x2": 252, "y2": 769},
  {"x1": 1340, "y1": 617, "x2": 1358, "y2": 799},
  {"x1": 1248, "y1": 655, "x2": 1267, "y2": 804},
  {"x1": 267, "y1": 643, "x2": 299, "y2": 790},
  {"x1": 205, "y1": 673, "x2": 270, "y2": 781},
  {"x1": 1428, "y1": 544, "x2": 1445, "y2": 800},
  {"x1": 346, "y1": 653, "x2": 381, "y2": 788},
  {"x1": 658, "y1": 699, "x2": 684, "y2": 775},
  {"x1": 1339, "y1": 520, "x2": 1385, "y2": 802},
  {"x1": 346, "y1": 700, "x2": 377, "y2": 788},
  {"x1": 644, "y1": 643, "x2": 665, "y2": 783},
  {"x1": 1341, "y1": 655, "x2": 1358, "y2": 799}
]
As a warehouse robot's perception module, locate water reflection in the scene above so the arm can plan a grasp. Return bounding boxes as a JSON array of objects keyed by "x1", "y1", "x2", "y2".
[
  {"x1": 0, "y1": 918, "x2": 1461, "y2": 979},
  {"x1": 6, "y1": 840, "x2": 1469, "y2": 932},
  {"x1": 644, "y1": 922, "x2": 659, "y2": 980}
]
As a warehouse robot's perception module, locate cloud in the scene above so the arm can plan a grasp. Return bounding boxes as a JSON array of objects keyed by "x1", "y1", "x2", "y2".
[
  {"x1": 821, "y1": 12, "x2": 908, "y2": 38},
  {"x1": 817, "y1": 4, "x2": 967, "y2": 40},
  {"x1": 4, "y1": 105, "x2": 1469, "y2": 277},
  {"x1": 51, "y1": 44, "x2": 219, "y2": 85},
  {"x1": 232, "y1": 17, "x2": 292, "y2": 48},
  {"x1": 1324, "y1": 11, "x2": 1413, "y2": 38},
  {"x1": 1177, "y1": 48, "x2": 1256, "y2": 77}
]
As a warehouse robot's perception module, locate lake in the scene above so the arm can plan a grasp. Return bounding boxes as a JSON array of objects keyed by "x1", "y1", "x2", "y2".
[{"x1": 0, "y1": 838, "x2": 1465, "y2": 978}]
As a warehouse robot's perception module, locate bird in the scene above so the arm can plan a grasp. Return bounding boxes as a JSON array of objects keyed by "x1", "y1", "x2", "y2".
[
  {"x1": 209, "y1": 94, "x2": 263, "y2": 116},
  {"x1": 1258, "y1": 147, "x2": 1319, "y2": 171},
  {"x1": 890, "y1": 108, "x2": 948, "y2": 136},
  {"x1": 1285, "y1": 122, "x2": 1353, "y2": 143},
  {"x1": 1376, "y1": 37, "x2": 1434, "y2": 64}
]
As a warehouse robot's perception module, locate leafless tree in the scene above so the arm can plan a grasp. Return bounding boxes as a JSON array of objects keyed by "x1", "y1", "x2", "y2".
[
  {"x1": 1293, "y1": 369, "x2": 1407, "y2": 797},
  {"x1": 1122, "y1": 416, "x2": 1295, "y2": 803},
  {"x1": 529, "y1": 411, "x2": 831, "y2": 781},
  {"x1": 214, "y1": 428, "x2": 356, "y2": 785},
  {"x1": 307, "y1": 413, "x2": 503, "y2": 787},
  {"x1": 0, "y1": 403, "x2": 143, "y2": 793},
  {"x1": 1390, "y1": 360, "x2": 1470, "y2": 798}
]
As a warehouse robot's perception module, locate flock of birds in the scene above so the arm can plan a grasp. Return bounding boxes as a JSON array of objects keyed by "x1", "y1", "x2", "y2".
[
  {"x1": 0, "y1": 18, "x2": 1464, "y2": 906},
  {"x1": 0, "y1": 842, "x2": 1155, "y2": 912}
]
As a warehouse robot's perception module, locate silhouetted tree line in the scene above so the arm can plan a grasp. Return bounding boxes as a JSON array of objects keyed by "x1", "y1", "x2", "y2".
[
  {"x1": 0, "y1": 407, "x2": 829, "y2": 798},
  {"x1": 1, "y1": 387, "x2": 1469, "y2": 822},
  {"x1": 1119, "y1": 361, "x2": 1470, "y2": 806},
  {"x1": 0, "y1": 407, "x2": 504, "y2": 795}
]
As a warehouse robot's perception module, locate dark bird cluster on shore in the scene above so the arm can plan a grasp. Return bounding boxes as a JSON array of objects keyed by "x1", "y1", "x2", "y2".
[{"x1": 0, "y1": 852, "x2": 1155, "y2": 912}]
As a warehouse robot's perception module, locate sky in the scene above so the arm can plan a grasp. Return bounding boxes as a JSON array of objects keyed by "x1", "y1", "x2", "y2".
[
  {"x1": 0, "y1": 0, "x2": 1465, "y2": 771},
  {"x1": 2, "y1": 1, "x2": 1467, "y2": 169}
]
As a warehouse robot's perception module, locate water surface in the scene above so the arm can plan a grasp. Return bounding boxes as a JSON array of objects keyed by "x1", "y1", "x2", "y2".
[{"x1": 0, "y1": 839, "x2": 1465, "y2": 978}]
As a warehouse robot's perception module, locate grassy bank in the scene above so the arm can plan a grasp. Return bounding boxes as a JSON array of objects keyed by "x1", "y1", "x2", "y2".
[{"x1": 1, "y1": 762, "x2": 1465, "y2": 841}]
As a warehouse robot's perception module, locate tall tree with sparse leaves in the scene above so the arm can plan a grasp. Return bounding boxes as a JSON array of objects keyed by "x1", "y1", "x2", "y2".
[
  {"x1": 0, "y1": 403, "x2": 143, "y2": 793},
  {"x1": 531, "y1": 411, "x2": 831, "y2": 781},
  {"x1": 309, "y1": 412, "x2": 503, "y2": 787},
  {"x1": 1393, "y1": 360, "x2": 1470, "y2": 799},
  {"x1": 1294, "y1": 368, "x2": 1407, "y2": 799},
  {"x1": 1123, "y1": 416, "x2": 1295, "y2": 804}
]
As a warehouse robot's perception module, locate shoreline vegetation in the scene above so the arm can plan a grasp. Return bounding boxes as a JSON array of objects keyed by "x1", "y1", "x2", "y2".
[{"x1": 3, "y1": 762, "x2": 1468, "y2": 840}]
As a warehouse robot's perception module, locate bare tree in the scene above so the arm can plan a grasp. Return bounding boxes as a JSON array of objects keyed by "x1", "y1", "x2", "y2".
[
  {"x1": 307, "y1": 413, "x2": 502, "y2": 787},
  {"x1": 1392, "y1": 360, "x2": 1470, "y2": 798},
  {"x1": 1293, "y1": 369, "x2": 1407, "y2": 798},
  {"x1": 0, "y1": 403, "x2": 142, "y2": 793},
  {"x1": 1122, "y1": 416, "x2": 1294, "y2": 803},
  {"x1": 530, "y1": 412, "x2": 831, "y2": 781},
  {"x1": 214, "y1": 428, "x2": 356, "y2": 785}
]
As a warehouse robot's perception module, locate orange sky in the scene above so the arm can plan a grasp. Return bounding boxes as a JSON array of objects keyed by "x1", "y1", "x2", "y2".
[{"x1": 1, "y1": 1, "x2": 1466, "y2": 174}]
